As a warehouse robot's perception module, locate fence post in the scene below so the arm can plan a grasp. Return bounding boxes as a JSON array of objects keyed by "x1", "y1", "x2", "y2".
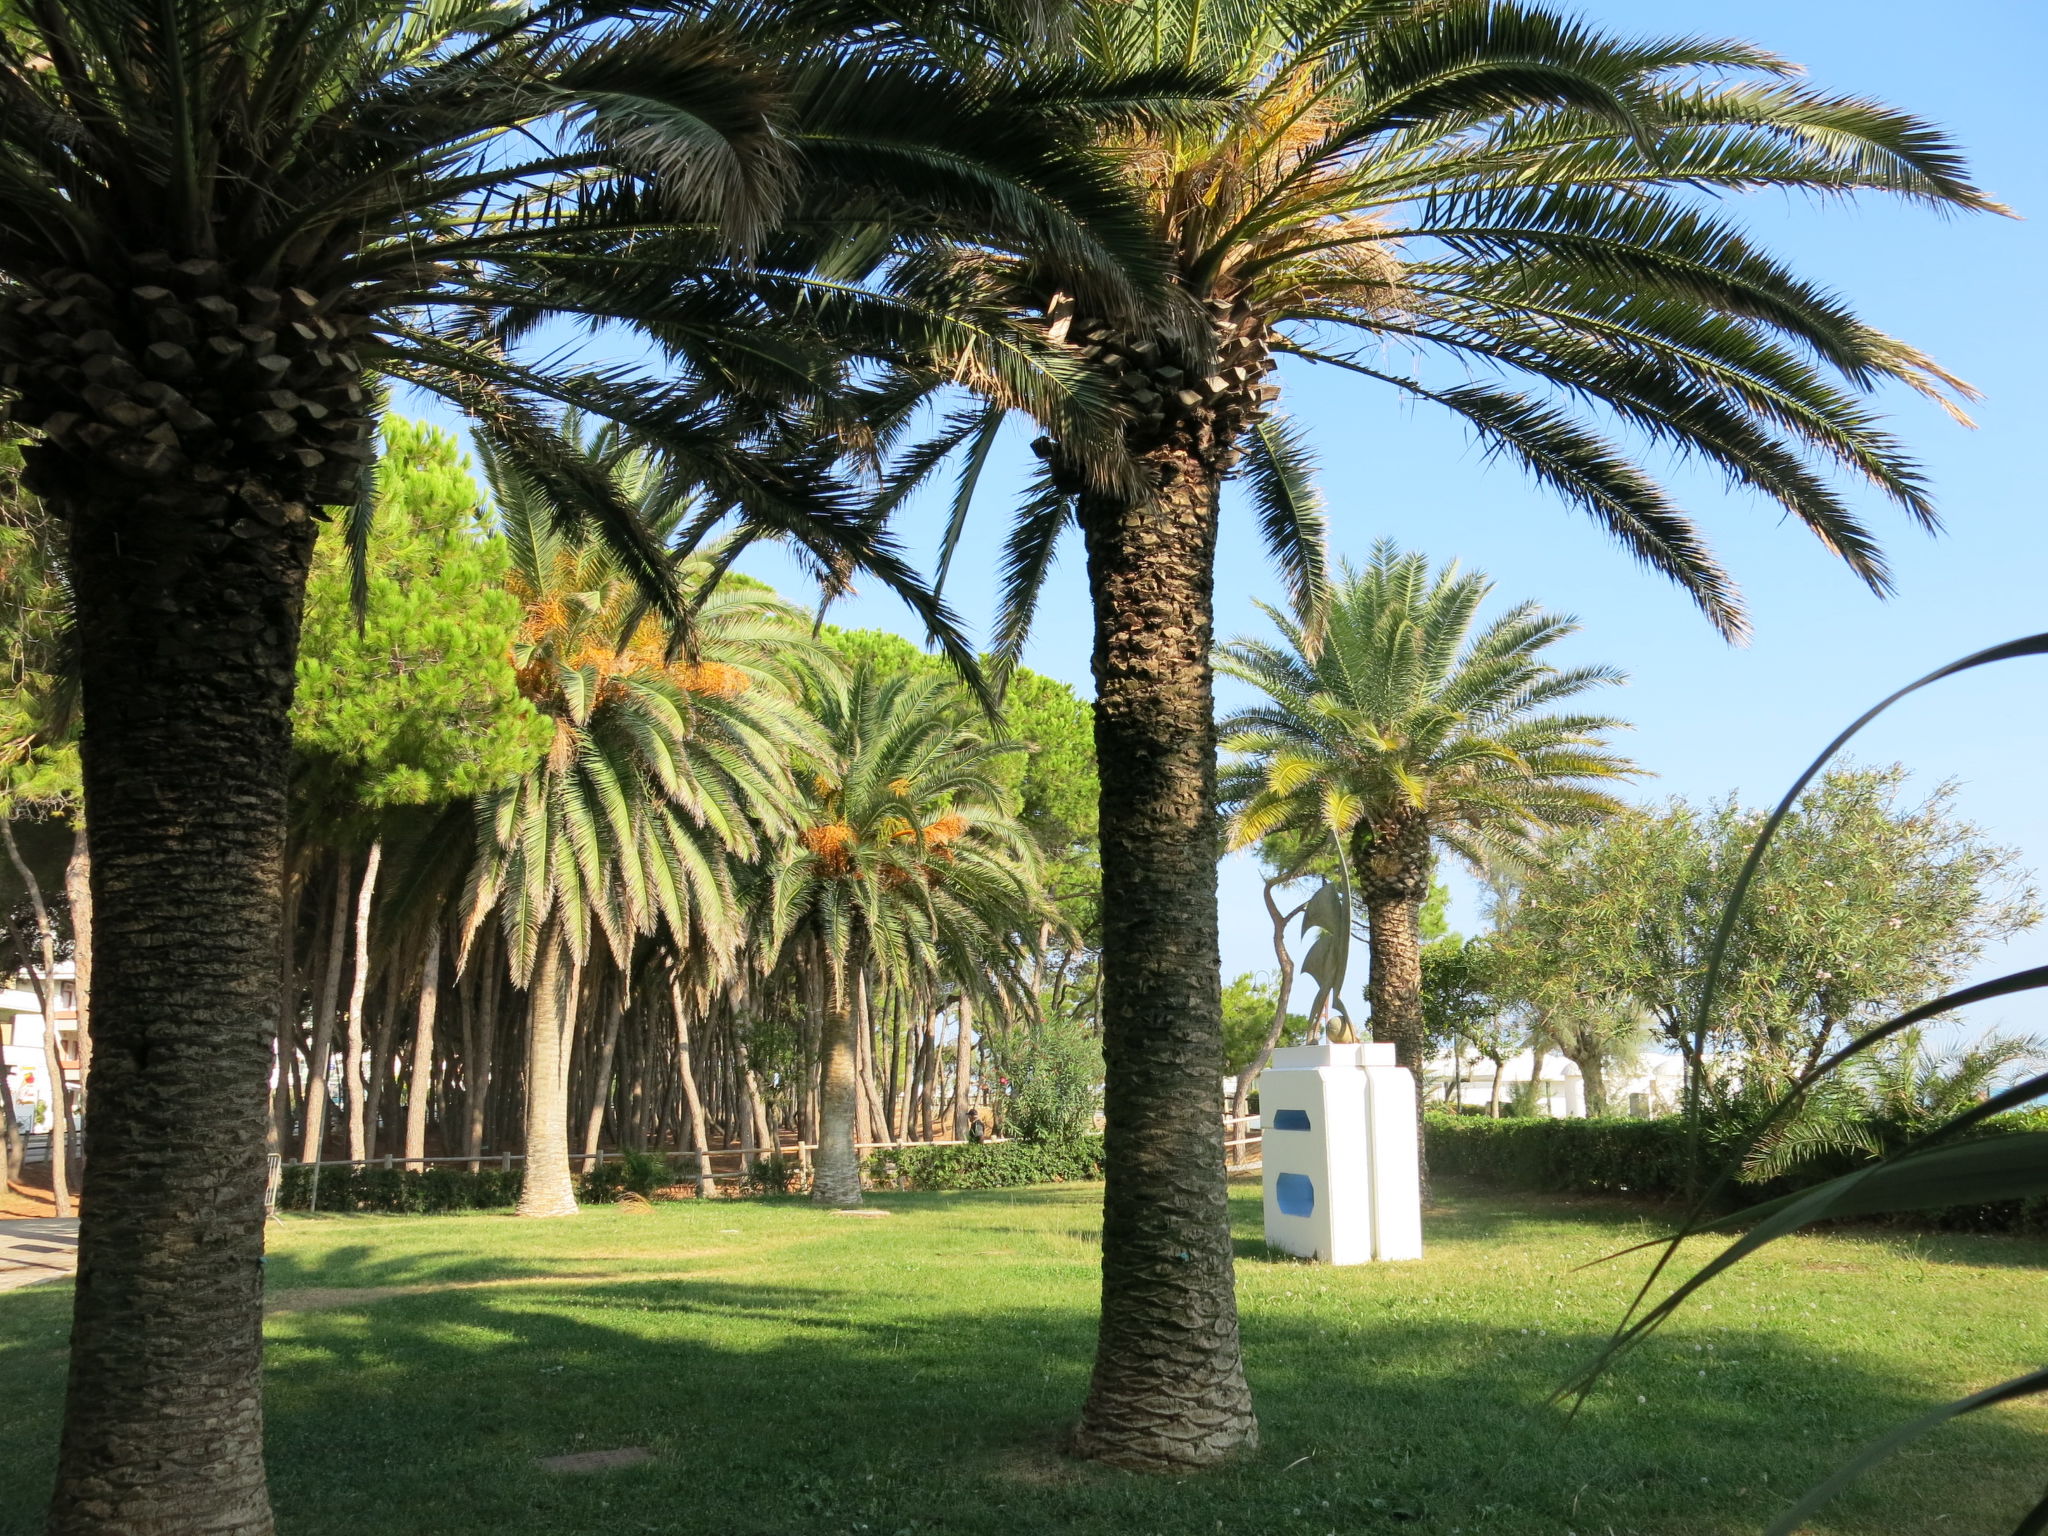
[{"x1": 500, "y1": 1149, "x2": 511, "y2": 1173}]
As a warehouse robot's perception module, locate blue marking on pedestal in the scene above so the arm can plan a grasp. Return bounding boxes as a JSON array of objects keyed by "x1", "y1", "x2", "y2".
[
  {"x1": 1271, "y1": 1109, "x2": 1312, "y2": 1132},
  {"x1": 1274, "y1": 1173, "x2": 1315, "y2": 1217}
]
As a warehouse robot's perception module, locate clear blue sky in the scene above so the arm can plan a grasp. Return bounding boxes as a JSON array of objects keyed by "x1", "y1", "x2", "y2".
[{"x1": 727, "y1": 0, "x2": 2048, "y2": 1033}]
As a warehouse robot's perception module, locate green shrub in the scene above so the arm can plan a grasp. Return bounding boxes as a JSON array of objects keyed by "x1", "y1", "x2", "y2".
[
  {"x1": 277, "y1": 1163, "x2": 522, "y2": 1214},
  {"x1": 743, "y1": 1152, "x2": 796, "y2": 1195},
  {"x1": 996, "y1": 1019, "x2": 1103, "y2": 1144},
  {"x1": 871, "y1": 1135, "x2": 1104, "y2": 1191},
  {"x1": 1425, "y1": 1109, "x2": 2048, "y2": 1234},
  {"x1": 580, "y1": 1149, "x2": 675, "y2": 1203}
]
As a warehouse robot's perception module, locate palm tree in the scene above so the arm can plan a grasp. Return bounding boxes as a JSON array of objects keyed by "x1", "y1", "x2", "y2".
[
  {"x1": 468, "y1": 437, "x2": 816, "y2": 1217},
  {"x1": 766, "y1": 664, "x2": 1045, "y2": 1206},
  {"x1": 1221, "y1": 543, "x2": 1633, "y2": 1075},
  {"x1": 0, "y1": 2, "x2": 1186, "y2": 1522},
  {"x1": 879, "y1": 0, "x2": 1999, "y2": 1465}
]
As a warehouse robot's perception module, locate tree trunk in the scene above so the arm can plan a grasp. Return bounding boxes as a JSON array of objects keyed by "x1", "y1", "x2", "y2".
[
  {"x1": 1486, "y1": 1054, "x2": 1507, "y2": 1118},
  {"x1": 4, "y1": 819, "x2": 72, "y2": 1217},
  {"x1": 1579, "y1": 1055, "x2": 1608, "y2": 1117},
  {"x1": 951, "y1": 991, "x2": 974, "y2": 1140},
  {"x1": 1071, "y1": 432, "x2": 1256, "y2": 1469},
  {"x1": 404, "y1": 926, "x2": 441, "y2": 1170},
  {"x1": 1358, "y1": 815, "x2": 1431, "y2": 1077},
  {"x1": 342, "y1": 838, "x2": 381, "y2": 1164},
  {"x1": 300, "y1": 860, "x2": 349, "y2": 1164},
  {"x1": 812, "y1": 957, "x2": 863, "y2": 1207},
  {"x1": 1, "y1": 1045, "x2": 22, "y2": 1184},
  {"x1": 39, "y1": 365, "x2": 346, "y2": 1530},
  {"x1": 64, "y1": 825, "x2": 94, "y2": 1117},
  {"x1": 464, "y1": 939, "x2": 501, "y2": 1171},
  {"x1": 579, "y1": 998, "x2": 623, "y2": 1167},
  {"x1": 919, "y1": 1015, "x2": 938, "y2": 1141},
  {"x1": 671, "y1": 981, "x2": 717, "y2": 1198},
  {"x1": 363, "y1": 963, "x2": 401, "y2": 1160},
  {"x1": 516, "y1": 936, "x2": 579, "y2": 1217},
  {"x1": 271, "y1": 864, "x2": 299, "y2": 1156}
]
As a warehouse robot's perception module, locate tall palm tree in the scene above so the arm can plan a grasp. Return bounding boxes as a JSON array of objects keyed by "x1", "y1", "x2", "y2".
[
  {"x1": 0, "y1": 2, "x2": 1186, "y2": 1523},
  {"x1": 766, "y1": 664, "x2": 1045, "y2": 1206},
  {"x1": 881, "y1": 0, "x2": 1999, "y2": 1466},
  {"x1": 468, "y1": 437, "x2": 816, "y2": 1217},
  {"x1": 1221, "y1": 543, "x2": 1635, "y2": 1079}
]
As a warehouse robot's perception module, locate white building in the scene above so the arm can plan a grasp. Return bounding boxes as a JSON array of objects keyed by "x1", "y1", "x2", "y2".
[
  {"x1": 1425, "y1": 1045, "x2": 1686, "y2": 1118},
  {"x1": 2, "y1": 961, "x2": 80, "y2": 1135}
]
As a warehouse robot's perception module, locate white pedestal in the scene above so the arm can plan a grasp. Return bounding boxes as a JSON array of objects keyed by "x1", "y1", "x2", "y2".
[{"x1": 1260, "y1": 1042, "x2": 1422, "y2": 1264}]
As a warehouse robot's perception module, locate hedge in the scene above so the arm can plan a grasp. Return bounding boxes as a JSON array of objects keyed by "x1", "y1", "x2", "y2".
[
  {"x1": 869, "y1": 1135, "x2": 1104, "y2": 1191},
  {"x1": 1425, "y1": 1109, "x2": 2048, "y2": 1236},
  {"x1": 276, "y1": 1163, "x2": 523, "y2": 1214},
  {"x1": 276, "y1": 1153, "x2": 683, "y2": 1214}
]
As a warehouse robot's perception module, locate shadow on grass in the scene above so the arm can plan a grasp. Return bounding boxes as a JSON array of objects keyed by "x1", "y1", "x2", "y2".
[
  {"x1": 8, "y1": 1289, "x2": 2042, "y2": 1534},
  {"x1": 3, "y1": 1186, "x2": 2043, "y2": 1536}
]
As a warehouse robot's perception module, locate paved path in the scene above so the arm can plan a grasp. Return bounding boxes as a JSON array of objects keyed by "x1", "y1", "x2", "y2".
[{"x1": 0, "y1": 1217, "x2": 78, "y2": 1292}]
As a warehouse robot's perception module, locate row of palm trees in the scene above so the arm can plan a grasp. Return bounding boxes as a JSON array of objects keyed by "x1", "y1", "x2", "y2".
[
  {"x1": 259, "y1": 423, "x2": 1061, "y2": 1221},
  {"x1": 1, "y1": 0, "x2": 1999, "y2": 1525}
]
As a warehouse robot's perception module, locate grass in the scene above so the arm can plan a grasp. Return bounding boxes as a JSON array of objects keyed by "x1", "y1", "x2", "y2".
[{"x1": 3, "y1": 1177, "x2": 2045, "y2": 1535}]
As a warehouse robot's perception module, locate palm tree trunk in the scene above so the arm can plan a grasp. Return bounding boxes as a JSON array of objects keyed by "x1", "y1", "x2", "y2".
[
  {"x1": 4, "y1": 819, "x2": 72, "y2": 1217},
  {"x1": 342, "y1": 838, "x2": 381, "y2": 1164},
  {"x1": 579, "y1": 999, "x2": 623, "y2": 1167},
  {"x1": 516, "y1": 935, "x2": 579, "y2": 1217},
  {"x1": 1, "y1": 1049, "x2": 22, "y2": 1185},
  {"x1": 46, "y1": 432, "x2": 330, "y2": 1535},
  {"x1": 464, "y1": 938, "x2": 501, "y2": 1172},
  {"x1": 404, "y1": 927, "x2": 441, "y2": 1170},
  {"x1": 813, "y1": 954, "x2": 864, "y2": 1207},
  {"x1": 300, "y1": 860, "x2": 349, "y2": 1164},
  {"x1": 271, "y1": 864, "x2": 300, "y2": 1155},
  {"x1": 671, "y1": 981, "x2": 717, "y2": 1199},
  {"x1": 951, "y1": 991, "x2": 974, "y2": 1140},
  {"x1": 64, "y1": 826, "x2": 94, "y2": 1117},
  {"x1": 1363, "y1": 890, "x2": 1426, "y2": 1073},
  {"x1": 1359, "y1": 815, "x2": 1432, "y2": 1078},
  {"x1": 1071, "y1": 446, "x2": 1256, "y2": 1469}
]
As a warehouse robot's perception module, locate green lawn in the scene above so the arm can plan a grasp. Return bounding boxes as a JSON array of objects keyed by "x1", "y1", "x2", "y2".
[{"x1": 3, "y1": 1179, "x2": 2044, "y2": 1535}]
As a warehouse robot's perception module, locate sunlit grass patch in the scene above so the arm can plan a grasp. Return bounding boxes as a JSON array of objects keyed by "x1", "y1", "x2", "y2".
[{"x1": 2, "y1": 1179, "x2": 2043, "y2": 1534}]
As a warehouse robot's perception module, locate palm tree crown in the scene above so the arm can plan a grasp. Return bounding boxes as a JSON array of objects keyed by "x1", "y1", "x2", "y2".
[
  {"x1": 767, "y1": 662, "x2": 1047, "y2": 1205},
  {"x1": 925, "y1": 0, "x2": 2006, "y2": 650},
  {"x1": 1220, "y1": 541, "x2": 1635, "y2": 1068},
  {"x1": 470, "y1": 433, "x2": 816, "y2": 984},
  {"x1": 1221, "y1": 541, "x2": 1635, "y2": 870}
]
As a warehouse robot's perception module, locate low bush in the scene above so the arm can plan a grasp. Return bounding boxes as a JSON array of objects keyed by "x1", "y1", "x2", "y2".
[
  {"x1": 871, "y1": 1135, "x2": 1104, "y2": 1192},
  {"x1": 1426, "y1": 1108, "x2": 2048, "y2": 1234},
  {"x1": 277, "y1": 1163, "x2": 522, "y2": 1214},
  {"x1": 581, "y1": 1149, "x2": 676, "y2": 1203},
  {"x1": 279, "y1": 1151, "x2": 689, "y2": 1214}
]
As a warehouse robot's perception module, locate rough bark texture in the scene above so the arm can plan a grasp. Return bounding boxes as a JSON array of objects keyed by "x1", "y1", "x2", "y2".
[
  {"x1": 812, "y1": 971, "x2": 862, "y2": 1208},
  {"x1": 1357, "y1": 814, "x2": 1431, "y2": 1077},
  {"x1": 1358, "y1": 814, "x2": 1431, "y2": 1192},
  {"x1": 1070, "y1": 426, "x2": 1256, "y2": 1469},
  {"x1": 24, "y1": 257, "x2": 371, "y2": 1532},
  {"x1": 515, "y1": 940, "x2": 578, "y2": 1218}
]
